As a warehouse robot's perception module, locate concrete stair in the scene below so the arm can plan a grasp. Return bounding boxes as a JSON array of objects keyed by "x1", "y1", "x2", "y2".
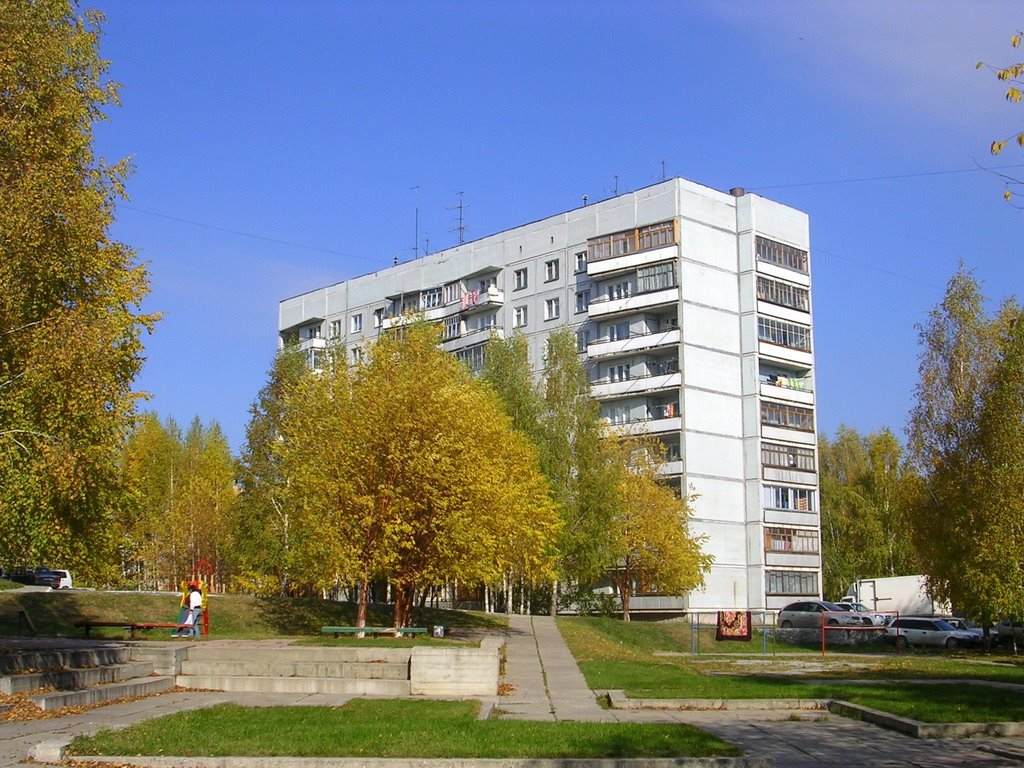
[
  {"x1": 0, "y1": 643, "x2": 173, "y2": 711},
  {"x1": 175, "y1": 645, "x2": 413, "y2": 696}
]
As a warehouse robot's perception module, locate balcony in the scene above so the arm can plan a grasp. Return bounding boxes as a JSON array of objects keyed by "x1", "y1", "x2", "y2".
[
  {"x1": 297, "y1": 337, "x2": 326, "y2": 352},
  {"x1": 592, "y1": 372, "x2": 681, "y2": 399},
  {"x1": 758, "y1": 340, "x2": 813, "y2": 368},
  {"x1": 586, "y1": 245, "x2": 677, "y2": 278},
  {"x1": 607, "y1": 416, "x2": 682, "y2": 436},
  {"x1": 765, "y1": 551, "x2": 821, "y2": 568},
  {"x1": 657, "y1": 460, "x2": 683, "y2": 476},
  {"x1": 382, "y1": 306, "x2": 445, "y2": 330},
  {"x1": 442, "y1": 326, "x2": 504, "y2": 352},
  {"x1": 759, "y1": 379, "x2": 814, "y2": 406},
  {"x1": 587, "y1": 329, "x2": 680, "y2": 359},
  {"x1": 588, "y1": 287, "x2": 678, "y2": 319},
  {"x1": 460, "y1": 287, "x2": 504, "y2": 315}
]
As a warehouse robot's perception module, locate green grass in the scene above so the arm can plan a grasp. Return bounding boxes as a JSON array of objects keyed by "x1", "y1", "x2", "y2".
[
  {"x1": 68, "y1": 700, "x2": 740, "y2": 758},
  {"x1": 559, "y1": 616, "x2": 1024, "y2": 723},
  {"x1": 0, "y1": 579, "x2": 20, "y2": 591},
  {"x1": 0, "y1": 590, "x2": 506, "y2": 641}
]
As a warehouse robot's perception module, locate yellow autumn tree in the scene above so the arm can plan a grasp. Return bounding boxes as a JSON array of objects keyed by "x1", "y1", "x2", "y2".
[
  {"x1": 605, "y1": 434, "x2": 712, "y2": 621},
  {"x1": 277, "y1": 323, "x2": 560, "y2": 627}
]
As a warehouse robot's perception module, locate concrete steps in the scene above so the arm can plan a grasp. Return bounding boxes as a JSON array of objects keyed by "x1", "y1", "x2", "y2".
[
  {"x1": 0, "y1": 643, "x2": 171, "y2": 712},
  {"x1": 176, "y1": 673, "x2": 410, "y2": 696},
  {"x1": 27, "y1": 674, "x2": 175, "y2": 710},
  {"x1": 0, "y1": 659, "x2": 154, "y2": 694},
  {"x1": 179, "y1": 659, "x2": 409, "y2": 679}
]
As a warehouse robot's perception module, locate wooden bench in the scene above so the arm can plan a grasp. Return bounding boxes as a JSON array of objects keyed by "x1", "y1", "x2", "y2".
[
  {"x1": 321, "y1": 626, "x2": 429, "y2": 637},
  {"x1": 74, "y1": 620, "x2": 197, "y2": 640}
]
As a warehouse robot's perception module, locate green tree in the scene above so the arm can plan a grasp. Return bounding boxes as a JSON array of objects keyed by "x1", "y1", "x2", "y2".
[
  {"x1": 604, "y1": 434, "x2": 710, "y2": 621},
  {"x1": 905, "y1": 265, "x2": 1022, "y2": 622},
  {"x1": 120, "y1": 414, "x2": 236, "y2": 591},
  {"x1": 484, "y1": 328, "x2": 618, "y2": 614},
  {"x1": 818, "y1": 426, "x2": 918, "y2": 599},
  {"x1": 0, "y1": 0, "x2": 155, "y2": 578},
  {"x1": 232, "y1": 344, "x2": 307, "y2": 595}
]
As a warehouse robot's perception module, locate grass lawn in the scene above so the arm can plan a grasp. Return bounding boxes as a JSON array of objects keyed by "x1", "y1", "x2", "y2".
[
  {"x1": 560, "y1": 617, "x2": 1024, "y2": 722},
  {"x1": 69, "y1": 700, "x2": 740, "y2": 759},
  {"x1": 0, "y1": 579, "x2": 20, "y2": 591},
  {"x1": 0, "y1": 590, "x2": 506, "y2": 641}
]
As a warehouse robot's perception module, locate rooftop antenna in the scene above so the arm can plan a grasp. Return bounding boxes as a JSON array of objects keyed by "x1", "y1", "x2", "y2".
[
  {"x1": 424, "y1": 237, "x2": 430, "y2": 257},
  {"x1": 449, "y1": 191, "x2": 468, "y2": 245},
  {"x1": 582, "y1": 194, "x2": 589, "y2": 206},
  {"x1": 660, "y1": 160, "x2": 667, "y2": 181},
  {"x1": 393, "y1": 253, "x2": 398, "y2": 266},
  {"x1": 411, "y1": 185, "x2": 420, "y2": 258},
  {"x1": 613, "y1": 175, "x2": 619, "y2": 195}
]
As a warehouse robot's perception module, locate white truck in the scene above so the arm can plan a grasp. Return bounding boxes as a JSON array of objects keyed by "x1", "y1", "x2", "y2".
[{"x1": 841, "y1": 575, "x2": 950, "y2": 617}]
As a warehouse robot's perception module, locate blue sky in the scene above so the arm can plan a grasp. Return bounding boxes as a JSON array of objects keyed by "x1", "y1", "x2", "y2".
[{"x1": 92, "y1": 1, "x2": 1024, "y2": 451}]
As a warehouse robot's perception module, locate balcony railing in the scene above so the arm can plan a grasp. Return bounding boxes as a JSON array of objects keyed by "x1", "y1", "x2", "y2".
[{"x1": 588, "y1": 221, "x2": 676, "y2": 263}]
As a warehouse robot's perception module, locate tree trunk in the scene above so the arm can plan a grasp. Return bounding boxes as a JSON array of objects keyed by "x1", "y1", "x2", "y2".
[
  {"x1": 356, "y1": 575, "x2": 369, "y2": 636},
  {"x1": 620, "y1": 585, "x2": 631, "y2": 622},
  {"x1": 550, "y1": 579, "x2": 558, "y2": 617}
]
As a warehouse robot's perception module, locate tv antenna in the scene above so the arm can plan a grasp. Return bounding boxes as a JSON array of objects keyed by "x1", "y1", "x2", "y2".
[
  {"x1": 411, "y1": 185, "x2": 420, "y2": 258},
  {"x1": 449, "y1": 191, "x2": 468, "y2": 244}
]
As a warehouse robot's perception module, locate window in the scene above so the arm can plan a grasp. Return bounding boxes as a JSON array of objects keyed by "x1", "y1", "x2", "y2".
[
  {"x1": 478, "y1": 275, "x2": 497, "y2": 292},
  {"x1": 609, "y1": 363, "x2": 631, "y2": 382},
  {"x1": 761, "y1": 442, "x2": 816, "y2": 472},
  {"x1": 305, "y1": 325, "x2": 321, "y2": 340},
  {"x1": 763, "y1": 485, "x2": 816, "y2": 512},
  {"x1": 514, "y1": 268, "x2": 528, "y2": 290},
  {"x1": 756, "y1": 235, "x2": 808, "y2": 273},
  {"x1": 604, "y1": 404, "x2": 629, "y2": 425},
  {"x1": 421, "y1": 287, "x2": 442, "y2": 309},
  {"x1": 329, "y1": 320, "x2": 342, "y2": 339},
  {"x1": 637, "y1": 262, "x2": 675, "y2": 293},
  {"x1": 757, "y1": 276, "x2": 809, "y2": 312},
  {"x1": 765, "y1": 570, "x2": 818, "y2": 596},
  {"x1": 575, "y1": 290, "x2": 590, "y2": 313},
  {"x1": 372, "y1": 308, "x2": 384, "y2": 329},
  {"x1": 443, "y1": 282, "x2": 461, "y2": 305},
  {"x1": 764, "y1": 527, "x2": 819, "y2": 553},
  {"x1": 607, "y1": 321, "x2": 630, "y2": 341},
  {"x1": 761, "y1": 402, "x2": 814, "y2": 431},
  {"x1": 544, "y1": 297, "x2": 560, "y2": 320},
  {"x1": 544, "y1": 259, "x2": 560, "y2": 282},
  {"x1": 478, "y1": 313, "x2": 497, "y2": 331},
  {"x1": 444, "y1": 316, "x2": 461, "y2": 340},
  {"x1": 514, "y1": 306, "x2": 528, "y2": 328},
  {"x1": 350, "y1": 314, "x2": 362, "y2": 334},
  {"x1": 758, "y1": 317, "x2": 812, "y2": 352},
  {"x1": 575, "y1": 251, "x2": 587, "y2": 273},
  {"x1": 351, "y1": 347, "x2": 364, "y2": 365},
  {"x1": 455, "y1": 343, "x2": 486, "y2": 373},
  {"x1": 576, "y1": 328, "x2": 592, "y2": 352},
  {"x1": 649, "y1": 357, "x2": 679, "y2": 376},
  {"x1": 606, "y1": 281, "x2": 631, "y2": 301}
]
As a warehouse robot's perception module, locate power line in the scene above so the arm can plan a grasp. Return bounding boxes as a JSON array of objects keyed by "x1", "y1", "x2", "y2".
[
  {"x1": 119, "y1": 204, "x2": 388, "y2": 263},
  {"x1": 749, "y1": 163, "x2": 1024, "y2": 191}
]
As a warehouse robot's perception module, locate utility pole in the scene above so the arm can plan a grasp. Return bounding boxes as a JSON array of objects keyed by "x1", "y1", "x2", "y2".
[{"x1": 449, "y1": 192, "x2": 468, "y2": 245}]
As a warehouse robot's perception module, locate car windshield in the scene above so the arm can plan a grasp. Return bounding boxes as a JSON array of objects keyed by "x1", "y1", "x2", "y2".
[
  {"x1": 933, "y1": 620, "x2": 955, "y2": 631},
  {"x1": 846, "y1": 603, "x2": 869, "y2": 612},
  {"x1": 821, "y1": 602, "x2": 848, "y2": 612}
]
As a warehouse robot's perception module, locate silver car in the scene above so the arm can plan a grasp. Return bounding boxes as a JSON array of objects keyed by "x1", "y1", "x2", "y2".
[
  {"x1": 777, "y1": 600, "x2": 865, "y2": 629},
  {"x1": 886, "y1": 617, "x2": 980, "y2": 649},
  {"x1": 843, "y1": 601, "x2": 892, "y2": 626}
]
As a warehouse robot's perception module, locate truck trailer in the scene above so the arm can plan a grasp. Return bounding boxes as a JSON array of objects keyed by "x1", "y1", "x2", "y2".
[{"x1": 842, "y1": 575, "x2": 950, "y2": 617}]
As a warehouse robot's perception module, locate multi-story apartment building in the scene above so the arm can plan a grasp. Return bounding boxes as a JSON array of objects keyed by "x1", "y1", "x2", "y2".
[{"x1": 278, "y1": 178, "x2": 820, "y2": 612}]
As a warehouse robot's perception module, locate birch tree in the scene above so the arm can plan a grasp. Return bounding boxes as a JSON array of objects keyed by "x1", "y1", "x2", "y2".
[{"x1": 0, "y1": 0, "x2": 155, "y2": 578}]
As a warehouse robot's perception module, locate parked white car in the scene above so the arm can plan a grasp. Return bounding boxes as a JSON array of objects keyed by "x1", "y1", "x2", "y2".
[
  {"x1": 885, "y1": 617, "x2": 980, "y2": 649},
  {"x1": 49, "y1": 569, "x2": 72, "y2": 589}
]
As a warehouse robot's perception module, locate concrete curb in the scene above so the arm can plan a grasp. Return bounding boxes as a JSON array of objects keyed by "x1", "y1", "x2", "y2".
[
  {"x1": 603, "y1": 691, "x2": 827, "y2": 712},
  {"x1": 68, "y1": 758, "x2": 771, "y2": 768},
  {"x1": 827, "y1": 700, "x2": 1024, "y2": 738}
]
